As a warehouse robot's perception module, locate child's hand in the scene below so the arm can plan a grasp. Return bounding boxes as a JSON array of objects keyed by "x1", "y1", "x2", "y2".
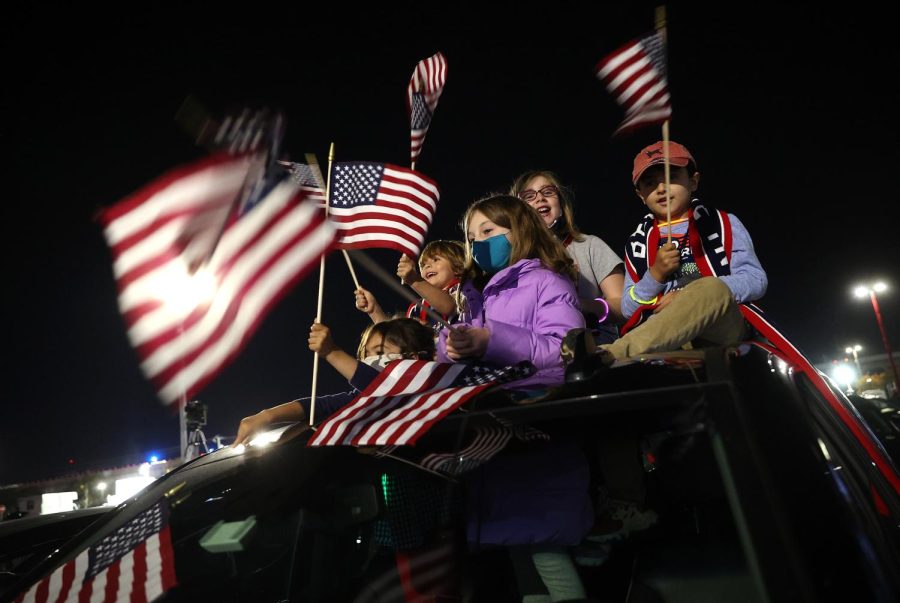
[
  {"x1": 649, "y1": 242, "x2": 680, "y2": 283},
  {"x1": 397, "y1": 254, "x2": 423, "y2": 285},
  {"x1": 653, "y1": 291, "x2": 679, "y2": 314},
  {"x1": 445, "y1": 325, "x2": 490, "y2": 360},
  {"x1": 355, "y1": 287, "x2": 379, "y2": 315},
  {"x1": 308, "y1": 322, "x2": 337, "y2": 357},
  {"x1": 235, "y1": 410, "x2": 271, "y2": 446}
]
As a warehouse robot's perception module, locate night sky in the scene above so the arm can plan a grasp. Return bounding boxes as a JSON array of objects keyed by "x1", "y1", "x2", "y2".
[{"x1": 4, "y1": 3, "x2": 898, "y2": 484}]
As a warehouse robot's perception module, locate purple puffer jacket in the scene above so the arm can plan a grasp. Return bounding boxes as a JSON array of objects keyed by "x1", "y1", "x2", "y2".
[{"x1": 437, "y1": 258, "x2": 584, "y2": 389}]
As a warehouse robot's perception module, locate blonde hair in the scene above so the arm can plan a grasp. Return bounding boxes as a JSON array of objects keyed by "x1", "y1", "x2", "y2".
[
  {"x1": 417, "y1": 240, "x2": 466, "y2": 276},
  {"x1": 460, "y1": 194, "x2": 576, "y2": 286},
  {"x1": 509, "y1": 170, "x2": 585, "y2": 242}
]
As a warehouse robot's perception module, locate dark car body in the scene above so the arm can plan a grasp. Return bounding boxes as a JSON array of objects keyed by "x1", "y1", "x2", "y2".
[
  {"x1": 0, "y1": 507, "x2": 109, "y2": 593},
  {"x1": 5, "y1": 345, "x2": 900, "y2": 602}
]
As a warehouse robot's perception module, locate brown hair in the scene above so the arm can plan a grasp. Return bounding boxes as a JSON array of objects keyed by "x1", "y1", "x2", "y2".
[
  {"x1": 460, "y1": 194, "x2": 576, "y2": 286},
  {"x1": 509, "y1": 170, "x2": 584, "y2": 242},
  {"x1": 356, "y1": 318, "x2": 436, "y2": 360},
  {"x1": 417, "y1": 240, "x2": 466, "y2": 276}
]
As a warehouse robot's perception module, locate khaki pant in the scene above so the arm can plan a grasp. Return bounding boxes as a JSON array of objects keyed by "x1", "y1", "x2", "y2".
[{"x1": 603, "y1": 277, "x2": 746, "y2": 360}]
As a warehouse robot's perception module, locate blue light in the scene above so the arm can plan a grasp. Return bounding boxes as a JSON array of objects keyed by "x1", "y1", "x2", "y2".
[{"x1": 149, "y1": 454, "x2": 159, "y2": 463}]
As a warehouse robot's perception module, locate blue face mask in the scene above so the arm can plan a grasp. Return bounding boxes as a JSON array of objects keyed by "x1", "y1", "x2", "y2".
[{"x1": 472, "y1": 233, "x2": 512, "y2": 274}]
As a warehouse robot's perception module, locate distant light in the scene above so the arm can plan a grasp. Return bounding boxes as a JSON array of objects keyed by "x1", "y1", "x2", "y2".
[
  {"x1": 874, "y1": 282, "x2": 888, "y2": 293},
  {"x1": 832, "y1": 364, "x2": 857, "y2": 387},
  {"x1": 149, "y1": 455, "x2": 159, "y2": 463},
  {"x1": 854, "y1": 285, "x2": 869, "y2": 298},
  {"x1": 845, "y1": 344, "x2": 862, "y2": 354},
  {"x1": 67, "y1": 458, "x2": 75, "y2": 465},
  {"x1": 233, "y1": 444, "x2": 246, "y2": 454},
  {"x1": 777, "y1": 359, "x2": 789, "y2": 375},
  {"x1": 96, "y1": 482, "x2": 107, "y2": 492}
]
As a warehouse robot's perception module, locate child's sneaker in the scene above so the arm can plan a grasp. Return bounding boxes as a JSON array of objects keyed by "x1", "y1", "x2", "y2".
[
  {"x1": 573, "y1": 541, "x2": 612, "y2": 567},
  {"x1": 587, "y1": 499, "x2": 658, "y2": 544}
]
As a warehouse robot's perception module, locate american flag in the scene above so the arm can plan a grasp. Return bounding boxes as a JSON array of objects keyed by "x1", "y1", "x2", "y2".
[
  {"x1": 420, "y1": 416, "x2": 549, "y2": 475},
  {"x1": 309, "y1": 360, "x2": 535, "y2": 447},
  {"x1": 15, "y1": 501, "x2": 176, "y2": 603},
  {"x1": 101, "y1": 156, "x2": 337, "y2": 405},
  {"x1": 595, "y1": 30, "x2": 672, "y2": 134},
  {"x1": 277, "y1": 159, "x2": 327, "y2": 205},
  {"x1": 328, "y1": 162, "x2": 439, "y2": 258},
  {"x1": 407, "y1": 52, "x2": 447, "y2": 167}
]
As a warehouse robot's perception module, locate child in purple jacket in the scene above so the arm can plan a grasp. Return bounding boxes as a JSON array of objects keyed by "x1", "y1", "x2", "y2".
[
  {"x1": 438, "y1": 194, "x2": 592, "y2": 601},
  {"x1": 438, "y1": 194, "x2": 585, "y2": 390}
]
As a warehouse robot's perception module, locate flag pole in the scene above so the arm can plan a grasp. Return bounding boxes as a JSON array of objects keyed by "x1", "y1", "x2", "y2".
[
  {"x1": 342, "y1": 251, "x2": 362, "y2": 289},
  {"x1": 310, "y1": 142, "x2": 336, "y2": 426},
  {"x1": 656, "y1": 5, "x2": 673, "y2": 244}
]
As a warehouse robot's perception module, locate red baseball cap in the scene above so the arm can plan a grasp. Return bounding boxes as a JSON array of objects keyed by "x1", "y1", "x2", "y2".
[{"x1": 632, "y1": 141, "x2": 696, "y2": 185}]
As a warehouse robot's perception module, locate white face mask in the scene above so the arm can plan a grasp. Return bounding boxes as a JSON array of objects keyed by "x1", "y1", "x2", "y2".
[{"x1": 362, "y1": 353, "x2": 405, "y2": 371}]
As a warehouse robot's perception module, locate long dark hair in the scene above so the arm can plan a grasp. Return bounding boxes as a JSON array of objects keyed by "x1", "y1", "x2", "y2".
[{"x1": 356, "y1": 318, "x2": 436, "y2": 360}]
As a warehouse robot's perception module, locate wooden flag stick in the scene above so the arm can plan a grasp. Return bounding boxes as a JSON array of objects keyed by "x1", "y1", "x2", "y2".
[
  {"x1": 662, "y1": 121, "x2": 672, "y2": 244},
  {"x1": 309, "y1": 142, "x2": 336, "y2": 426},
  {"x1": 342, "y1": 250, "x2": 362, "y2": 289},
  {"x1": 656, "y1": 6, "x2": 673, "y2": 244},
  {"x1": 347, "y1": 249, "x2": 456, "y2": 331}
]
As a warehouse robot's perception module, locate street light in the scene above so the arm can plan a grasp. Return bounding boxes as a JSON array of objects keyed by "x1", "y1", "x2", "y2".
[
  {"x1": 853, "y1": 281, "x2": 899, "y2": 392},
  {"x1": 832, "y1": 363, "x2": 858, "y2": 393},
  {"x1": 845, "y1": 344, "x2": 863, "y2": 374}
]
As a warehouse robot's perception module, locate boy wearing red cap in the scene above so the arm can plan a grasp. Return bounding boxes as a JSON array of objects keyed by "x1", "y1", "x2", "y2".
[{"x1": 604, "y1": 140, "x2": 767, "y2": 358}]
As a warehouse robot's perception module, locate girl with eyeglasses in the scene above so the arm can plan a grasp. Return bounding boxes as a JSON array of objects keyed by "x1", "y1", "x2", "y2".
[{"x1": 511, "y1": 171, "x2": 625, "y2": 343}]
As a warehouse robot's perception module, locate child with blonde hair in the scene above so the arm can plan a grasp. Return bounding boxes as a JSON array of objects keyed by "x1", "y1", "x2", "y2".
[{"x1": 355, "y1": 240, "x2": 465, "y2": 331}]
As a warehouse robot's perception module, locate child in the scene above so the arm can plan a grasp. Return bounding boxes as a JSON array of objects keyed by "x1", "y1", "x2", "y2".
[
  {"x1": 234, "y1": 317, "x2": 435, "y2": 445},
  {"x1": 603, "y1": 140, "x2": 768, "y2": 359},
  {"x1": 440, "y1": 194, "x2": 592, "y2": 601},
  {"x1": 511, "y1": 170, "x2": 625, "y2": 343},
  {"x1": 355, "y1": 240, "x2": 465, "y2": 331},
  {"x1": 439, "y1": 194, "x2": 585, "y2": 389}
]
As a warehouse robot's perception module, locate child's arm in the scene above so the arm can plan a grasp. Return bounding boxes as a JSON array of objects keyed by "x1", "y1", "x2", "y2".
[
  {"x1": 309, "y1": 322, "x2": 358, "y2": 380},
  {"x1": 397, "y1": 254, "x2": 458, "y2": 316},
  {"x1": 235, "y1": 400, "x2": 305, "y2": 445},
  {"x1": 718, "y1": 215, "x2": 768, "y2": 303},
  {"x1": 355, "y1": 287, "x2": 389, "y2": 323}
]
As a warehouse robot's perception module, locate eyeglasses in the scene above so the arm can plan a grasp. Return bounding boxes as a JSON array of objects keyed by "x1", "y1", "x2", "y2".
[{"x1": 518, "y1": 185, "x2": 559, "y2": 203}]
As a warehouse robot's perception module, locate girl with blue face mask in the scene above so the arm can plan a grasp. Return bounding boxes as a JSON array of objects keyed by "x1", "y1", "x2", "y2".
[
  {"x1": 439, "y1": 195, "x2": 593, "y2": 601},
  {"x1": 437, "y1": 194, "x2": 585, "y2": 390}
]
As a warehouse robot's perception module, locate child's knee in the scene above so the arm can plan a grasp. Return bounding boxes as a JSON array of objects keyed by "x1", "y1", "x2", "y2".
[{"x1": 689, "y1": 277, "x2": 733, "y2": 305}]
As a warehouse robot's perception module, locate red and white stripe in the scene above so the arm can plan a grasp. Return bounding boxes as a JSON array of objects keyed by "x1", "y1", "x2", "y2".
[
  {"x1": 102, "y1": 165, "x2": 336, "y2": 405},
  {"x1": 407, "y1": 52, "x2": 448, "y2": 166},
  {"x1": 421, "y1": 427, "x2": 513, "y2": 473},
  {"x1": 330, "y1": 164, "x2": 439, "y2": 258},
  {"x1": 596, "y1": 31, "x2": 672, "y2": 134},
  {"x1": 309, "y1": 360, "x2": 492, "y2": 447},
  {"x1": 15, "y1": 526, "x2": 176, "y2": 603}
]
